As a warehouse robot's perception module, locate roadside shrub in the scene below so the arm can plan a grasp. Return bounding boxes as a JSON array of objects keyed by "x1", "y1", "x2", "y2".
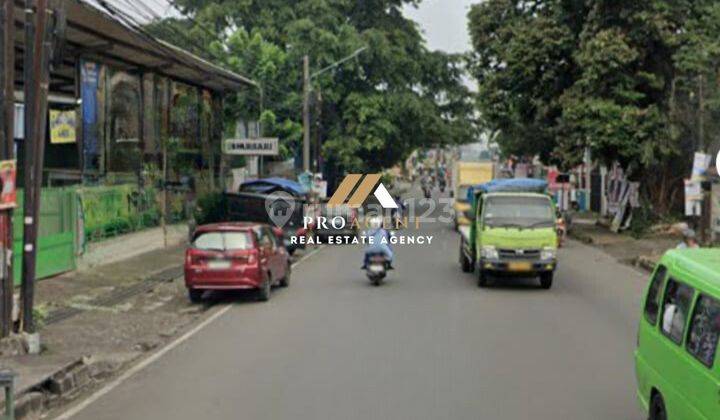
[
  {"x1": 194, "y1": 192, "x2": 227, "y2": 225},
  {"x1": 629, "y1": 201, "x2": 656, "y2": 239}
]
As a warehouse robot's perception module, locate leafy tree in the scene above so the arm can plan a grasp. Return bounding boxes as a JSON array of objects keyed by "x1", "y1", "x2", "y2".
[
  {"x1": 468, "y1": 0, "x2": 720, "y2": 213},
  {"x1": 148, "y1": 0, "x2": 478, "y2": 179}
]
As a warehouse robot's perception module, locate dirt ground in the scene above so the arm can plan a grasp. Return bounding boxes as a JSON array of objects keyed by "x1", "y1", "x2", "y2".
[{"x1": 569, "y1": 220, "x2": 680, "y2": 269}]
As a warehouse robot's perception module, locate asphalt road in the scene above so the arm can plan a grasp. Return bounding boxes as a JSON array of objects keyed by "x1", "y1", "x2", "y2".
[{"x1": 66, "y1": 201, "x2": 648, "y2": 420}]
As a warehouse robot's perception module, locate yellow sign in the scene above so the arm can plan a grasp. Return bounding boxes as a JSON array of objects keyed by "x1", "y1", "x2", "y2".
[{"x1": 50, "y1": 110, "x2": 77, "y2": 144}]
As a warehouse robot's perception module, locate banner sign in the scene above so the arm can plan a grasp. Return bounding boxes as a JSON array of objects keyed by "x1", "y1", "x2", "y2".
[
  {"x1": 685, "y1": 179, "x2": 702, "y2": 216},
  {"x1": 50, "y1": 110, "x2": 77, "y2": 144},
  {"x1": 691, "y1": 152, "x2": 711, "y2": 181},
  {"x1": 224, "y1": 138, "x2": 279, "y2": 156},
  {"x1": 81, "y1": 61, "x2": 100, "y2": 170},
  {"x1": 0, "y1": 160, "x2": 17, "y2": 210}
]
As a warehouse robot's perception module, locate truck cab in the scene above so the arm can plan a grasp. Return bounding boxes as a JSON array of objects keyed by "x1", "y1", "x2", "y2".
[{"x1": 459, "y1": 179, "x2": 558, "y2": 289}]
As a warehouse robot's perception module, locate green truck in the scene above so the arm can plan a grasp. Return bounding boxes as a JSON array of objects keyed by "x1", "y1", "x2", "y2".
[{"x1": 458, "y1": 179, "x2": 558, "y2": 289}]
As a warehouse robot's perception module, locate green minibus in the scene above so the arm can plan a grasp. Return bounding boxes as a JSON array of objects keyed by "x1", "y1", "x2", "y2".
[{"x1": 635, "y1": 249, "x2": 720, "y2": 420}]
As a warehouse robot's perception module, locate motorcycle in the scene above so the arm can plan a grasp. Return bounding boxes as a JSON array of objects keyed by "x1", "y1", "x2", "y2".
[
  {"x1": 365, "y1": 252, "x2": 389, "y2": 286},
  {"x1": 439, "y1": 180, "x2": 446, "y2": 193},
  {"x1": 422, "y1": 185, "x2": 432, "y2": 199}
]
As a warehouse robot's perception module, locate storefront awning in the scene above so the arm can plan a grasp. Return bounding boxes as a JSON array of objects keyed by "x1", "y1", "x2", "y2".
[{"x1": 13, "y1": 0, "x2": 257, "y2": 93}]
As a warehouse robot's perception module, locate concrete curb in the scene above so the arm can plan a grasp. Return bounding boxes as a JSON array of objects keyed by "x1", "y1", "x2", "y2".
[
  {"x1": 11, "y1": 354, "x2": 136, "y2": 419},
  {"x1": 634, "y1": 256, "x2": 657, "y2": 273},
  {"x1": 568, "y1": 229, "x2": 594, "y2": 244}
]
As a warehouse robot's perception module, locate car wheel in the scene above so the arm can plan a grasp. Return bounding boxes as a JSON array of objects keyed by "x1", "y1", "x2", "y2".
[
  {"x1": 279, "y1": 263, "x2": 291, "y2": 287},
  {"x1": 649, "y1": 392, "x2": 667, "y2": 420},
  {"x1": 188, "y1": 289, "x2": 203, "y2": 303},
  {"x1": 540, "y1": 272, "x2": 553, "y2": 289},
  {"x1": 461, "y1": 255, "x2": 473, "y2": 273},
  {"x1": 257, "y1": 273, "x2": 271, "y2": 302},
  {"x1": 477, "y1": 269, "x2": 489, "y2": 288}
]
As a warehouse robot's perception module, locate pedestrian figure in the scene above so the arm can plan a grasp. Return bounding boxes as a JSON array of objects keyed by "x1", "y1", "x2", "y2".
[{"x1": 677, "y1": 228, "x2": 699, "y2": 249}]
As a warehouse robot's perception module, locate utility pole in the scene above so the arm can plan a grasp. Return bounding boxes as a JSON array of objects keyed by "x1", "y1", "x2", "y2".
[
  {"x1": 0, "y1": 0, "x2": 15, "y2": 337},
  {"x1": 302, "y1": 55, "x2": 310, "y2": 173},
  {"x1": 698, "y1": 74, "x2": 710, "y2": 244},
  {"x1": 315, "y1": 90, "x2": 322, "y2": 173},
  {"x1": 21, "y1": 0, "x2": 52, "y2": 333}
]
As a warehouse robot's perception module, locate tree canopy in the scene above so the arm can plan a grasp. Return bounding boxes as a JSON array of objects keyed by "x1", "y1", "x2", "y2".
[
  {"x1": 148, "y1": 0, "x2": 478, "y2": 176},
  {"x1": 468, "y1": 0, "x2": 720, "y2": 212}
]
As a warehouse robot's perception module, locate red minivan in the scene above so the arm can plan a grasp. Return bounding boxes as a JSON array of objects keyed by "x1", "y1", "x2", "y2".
[{"x1": 184, "y1": 222, "x2": 291, "y2": 302}]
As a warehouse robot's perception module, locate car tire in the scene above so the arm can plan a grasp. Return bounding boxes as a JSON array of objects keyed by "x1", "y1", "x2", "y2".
[
  {"x1": 460, "y1": 246, "x2": 473, "y2": 273},
  {"x1": 188, "y1": 289, "x2": 203, "y2": 303},
  {"x1": 257, "y1": 273, "x2": 271, "y2": 302},
  {"x1": 279, "y1": 263, "x2": 291, "y2": 287},
  {"x1": 477, "y1": 269, "x2": 489, "y2": 288},
  {"x1": 649, "y1": 392, "x2": 667, "y2": 420},
  {"x1": 540, "y1": 272, "x2": 553, "y2": 289}
]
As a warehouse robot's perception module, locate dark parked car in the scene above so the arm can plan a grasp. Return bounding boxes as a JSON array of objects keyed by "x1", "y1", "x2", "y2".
[
  {"x1": 315, "y1": 203, "x2": 358, "y2": 240},
  {"x1": 184, "y1": 222, "x2": 291, "y2": 302}
]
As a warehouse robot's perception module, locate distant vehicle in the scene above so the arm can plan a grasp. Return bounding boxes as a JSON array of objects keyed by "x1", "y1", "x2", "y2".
[
  {"x1": 225, "y1": 178, "x2": 310, "y2": 254},
  {"x1": 459, "y1": 179, "x2": 558, "y2": 289},
  {"x1": 452, "y1": 161, "x2": 494, "y2": 230},
  {"x1": 365, "y1": 252, "x2": 389, "y2": 286},
  {"x1": 635, "y1": 249, "x2": 720, "y2": 420},
  {"x1": 315, "y1": 203, "x2": 358, "y2": 240},
  {"x1": 184, "y1": 222, "x2": 291, "y2": 303}
]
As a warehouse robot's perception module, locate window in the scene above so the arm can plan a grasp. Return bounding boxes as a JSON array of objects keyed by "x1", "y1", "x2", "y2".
[
  {"x1": 644, "y1": 265, "x2": 667, "y2": 325},
  {"x1": 661, "y1": 279, "x2": 695, "y2": 344},
  {"x1": 483, "y1": 196, "x2": 555, "y2": 228},
  {"x1": 193, "y1": 232, "x2": 224, "y2": 251},
  {"x1": 687, "y1": 295, "x2": 720, "y2": 367},
  {"x1": 254, "y1": 228, "x2": 272, "y2": 248},
  {"x1": 222, "y1": 232, "x2": 252, "y2": 250},
  {"x1": 193, "y1": 232, "x2": 252, "y2": 251},
  {"x1": 263, "y1": 228, "x2": 277, "y2": 249}
]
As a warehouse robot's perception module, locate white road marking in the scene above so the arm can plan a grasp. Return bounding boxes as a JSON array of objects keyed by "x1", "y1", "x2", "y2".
[{"x1": 54, "y1": 245, "x2": 326, "y2": 420}]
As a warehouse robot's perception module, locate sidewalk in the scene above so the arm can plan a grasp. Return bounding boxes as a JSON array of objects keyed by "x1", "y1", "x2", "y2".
[
  {"x1": 569, "y1": 217, "x2": 679, "y2": 272},
  {"x1": 0, "y1": 225, "x2": 315, "y2": 418}
]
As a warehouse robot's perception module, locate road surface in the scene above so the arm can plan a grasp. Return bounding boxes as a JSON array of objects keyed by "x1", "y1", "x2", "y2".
[{"x1": 66, "y1": 201, "x2": 647, "y2": 420}]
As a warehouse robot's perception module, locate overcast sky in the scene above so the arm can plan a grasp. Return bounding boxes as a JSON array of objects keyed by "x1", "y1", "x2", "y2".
[{"x1": 403, "y1": 0, "x2": 477, "y2": 54}]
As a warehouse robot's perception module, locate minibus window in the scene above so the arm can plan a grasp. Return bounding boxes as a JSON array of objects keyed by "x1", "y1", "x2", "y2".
[
  {"x1": 687, "y1": 295, "x2": 720, "y2": 368},
  {"x1": 661, "y1": 279, "x2": 695, "y2": 344},
  {"x1": 644, "y1": 265, "x2": 667, "y2": 325}
]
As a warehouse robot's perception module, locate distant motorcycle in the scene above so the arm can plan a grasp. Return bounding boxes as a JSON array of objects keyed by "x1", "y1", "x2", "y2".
[
  {"x1": 422, "y1": 185, "x2": 432, "y2": 199},
  {"x1": 365, "y1": 252, "x2": 390, "y2": 286}
]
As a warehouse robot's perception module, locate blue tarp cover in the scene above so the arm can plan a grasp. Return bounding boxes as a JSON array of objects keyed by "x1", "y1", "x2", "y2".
[
  {"x1": 467, "y1": 178, "x2": 548, "y2": 202},
  {"x1": 241, "y1": 177, "x2": 309, "y2": 196}
]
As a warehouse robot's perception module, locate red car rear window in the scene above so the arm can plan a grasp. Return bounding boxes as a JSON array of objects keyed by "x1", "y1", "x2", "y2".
[{"x1": 193, "y1": 232, "x2": 252, "y2": 251}]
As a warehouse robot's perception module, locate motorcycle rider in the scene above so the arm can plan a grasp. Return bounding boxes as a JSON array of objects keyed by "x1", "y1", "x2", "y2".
[
  {"x1": 362, "y1": 216, "x2": 394, "y2": 269},
  {"x1": 421, "y1": 174, "x2": 432, "y2": 198}
]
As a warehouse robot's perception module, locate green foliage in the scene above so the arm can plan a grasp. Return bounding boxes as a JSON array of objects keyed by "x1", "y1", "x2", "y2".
[
  {"x1": 628, "y1": 201, "x2": 657, "y2": 239},
  {"x1": 468, "y1": 0, "x2": 720, "y2": 212},
  {"x1": 33, "y1": 304, "x2": 49, "y2": 330},
  {"x1": 194, "y1": 192, "x2": 228, "y2": 225},
  {"x1": 148, "y1": 0, "x2": 478, "y2": 174},
  {"x1": 79, "y1": 185, "x2": 178, "y2": 241}
]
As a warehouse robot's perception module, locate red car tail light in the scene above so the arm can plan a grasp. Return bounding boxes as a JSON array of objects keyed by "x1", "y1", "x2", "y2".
[{"x1": 228, "y1": 249, "x2": 257, "y2": 266}]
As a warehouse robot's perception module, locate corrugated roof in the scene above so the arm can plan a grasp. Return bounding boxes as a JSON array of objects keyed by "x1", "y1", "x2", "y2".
[{"x1": 13, "y1": 0, "x2": 256, "y2": 93}]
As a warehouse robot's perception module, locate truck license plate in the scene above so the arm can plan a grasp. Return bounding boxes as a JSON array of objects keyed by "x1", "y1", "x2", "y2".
[{"x1": 508, "y1": 262, "x2": 532, "y2": 272}]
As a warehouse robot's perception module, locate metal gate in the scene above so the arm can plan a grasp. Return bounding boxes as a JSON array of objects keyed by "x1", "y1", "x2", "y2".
[{"x1": 12, "y1": 188, "x2": 78, "y2": 283}]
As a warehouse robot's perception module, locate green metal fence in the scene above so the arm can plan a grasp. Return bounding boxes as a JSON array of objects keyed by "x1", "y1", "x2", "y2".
[{"x1": 13, "y1": 188, "x2": 78, "y2": 283}]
